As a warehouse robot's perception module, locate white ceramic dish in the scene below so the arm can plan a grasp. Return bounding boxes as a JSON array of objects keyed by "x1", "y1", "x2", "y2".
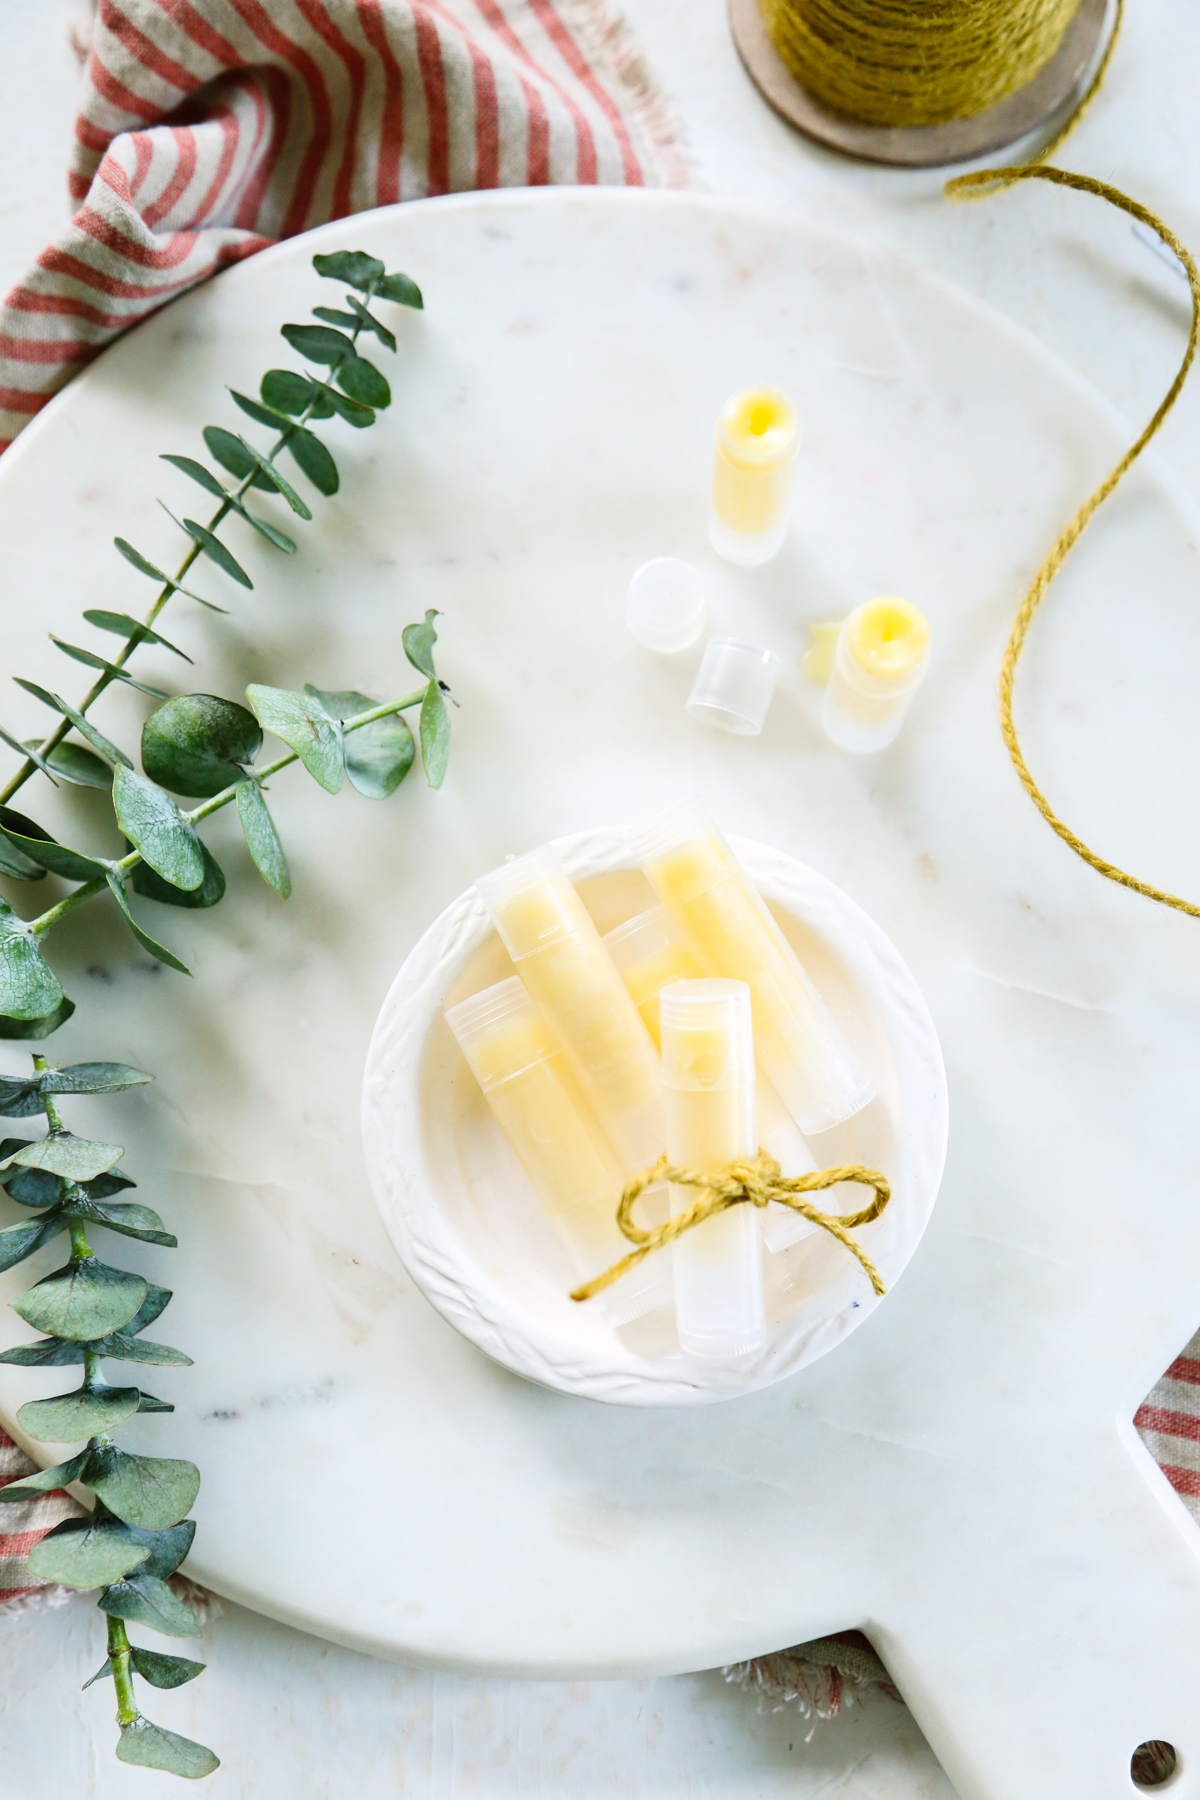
[{"x1": 363, "y1": 827, "x2": 948, "y2": 1404}]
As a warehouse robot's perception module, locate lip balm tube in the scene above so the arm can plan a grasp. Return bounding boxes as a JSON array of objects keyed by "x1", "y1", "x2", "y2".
[
  {"x1": 821, "y1": 597, "x2": 930, "y2": 754},
  {"x1": 603, "y1": 905, "x2": 819, "y2": 1254},
  {"x1": 660, "y1": 980, "x2": 765, "y2": 1358},
  {"x1": 475, "y1": 849, "x2": 665, "y2": 1177},
  {"x1": 445, "y1": 978, "x2": 669, "y2": 1325},
  {"x1": 631, "y1": 802, "x2": 874, "y2": 1137},
  {"x1": 709, "y1": 387, "x2": 800, "y2": 567}
]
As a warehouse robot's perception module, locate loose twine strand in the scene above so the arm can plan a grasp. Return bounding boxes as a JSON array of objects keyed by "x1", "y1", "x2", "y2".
[{"x1": 569, "y1": 1152, "x2": 891, "y2": 1303}]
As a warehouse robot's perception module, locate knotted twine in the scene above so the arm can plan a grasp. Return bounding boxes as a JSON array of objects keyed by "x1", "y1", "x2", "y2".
[{"x1": 569, "y1": 1152, "x2": 891, "y2": 1303}]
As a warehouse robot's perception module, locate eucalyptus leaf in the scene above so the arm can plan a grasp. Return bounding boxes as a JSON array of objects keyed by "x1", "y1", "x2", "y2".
[
  {"x1": 0, "y1": 1075, "x2": 44, "y2": 1117},
  {"x1": 235, "y1": 780, "x2": 291, "y2": 897},
  {"x1": 1, "y1": 1155, "x2": 60, "y2": 1206},
  {"x1": 232, "y1": 508, "x2": 297, "y2": 556},
  {"x1": 282, "y1": 321, "x2": 354, "y2": 365},
  {"x1": 18, "y1": 1382, "x2": 142, "y2": 1443},
  {"x1": 113, "y1": 538, "x2": 228, "y2": 614},
  {"x1": 106, "y1": 873, "x2": 192, "y2": 975},
  {"x1": 43, "y1": 1062, "x2": 152, "y2": 1097},
  {"x1": 202, "y1": 424, "x2": 279, "y2": 490},
  {"x1": 376, "y1": 270, "x2": 423, "y2": 308},
  {"x1": 0, "y1": 995, "x2": 75, "y2": 1040},
  {"x1": 100, "y1": 1569, "x2": 202, "y2": 1638},
  {"x1": 86, "y1": 1445, "x2": 199, "y2": 1530},
  {"x1": 48, "y1": 638, "x2": 167, "y2": 699},
  {"x1": 131, "y1": 1648, "x2": 207, "y2": 1689},
  {"x1": 117, "y1": 1717, "x2": 219, "y2": 1778},
  {"x1": 305, "y1": 687, "x2": 414, "y2": 799},
  {"x1": 312, "y1": 305, "x2": 358, "y2": 328},
  {"x1": 112, "y1": 766, "x2": 204, "y2": 891},
  {"x1": 313, "y1": 249, "x2": 385, "y2": 290},
  {"x1": 0, "y1": 1337, "x2": 84, "y2": 1366},
  {"x1": 87, "y1": 1201, "x2": 176, "y2": 1247},
  {"x1": 160, "y1": 453, "x2": 227, "y2": 499},
  {"x1": 0, "y1": 908, "x2": 65, "y2": 1021},
  {"x1": 0, "y1": 824, "x2": 46, "y2": 881},
  {"x1": 82, "y1": 611, "x2": 192, "y2": 664},
  {"x1": 122, "y1": 1281, "x2": 173, "y2": 1337},
  {"x1": 14, "y1": 1256, "x2": 147, "y2": 1340},
  {"x1": 131, "y1": 841, "x2": 226, "y2": 911},
  {"x1": 0, "y1": 808, "x2": 108, "y2": 882},
  {"x1": 0, "y1": 723, "x2": 58, "y2": 787},
  {"x1": 311, "y1": 381, "x2": 374, "y2": 427},
  {"x1": 336, "y1": 354, "x2": 391, "y2": 409},
  {"x1": 228, "y1": 387, "x2": 294, "y2": 428},
  {"x1": 160, "y1": 506, "x2": 253, "y2": 590},
  {"x1": 260, "y1": 368, "x2": 318, "y2": 415},
  {"x1": 231, "y1": 437, "x2": 311, "y2": 520},
  {"x1": 341, "y1": 292, "x2": 397, "y2": 351},
  {"x1": 0, "y1": 1325, "x2": 190, "y2": 1369},
  {"x1": 0, "y1": 1134, "x2": 124, "y2": 1180},
  {"x1": 286, "y1": 427, "x2": 339, "y2": 496},
  {"x1": 136, "y1": 1392, "x2": 175, "y2": 1413},
  {"x1": 29, "y1": 738, "x2": 113, "y2": 788},
  {"x1": 88, "y1": 1332, "x2": 192, "y2": 1367},
  {"x1": 13, "y1": 681, "x2": 132, "y2": 767},
  {"x1": 142, "y1": 692, "x2": 262, "y2": 798},
  {"x1": 245, "y1": 685, "x2": 344, "y2": 793},
  {"x1": 402, "y1": 609, "x2": 441, "y2": 682},
  {"x1": 420, "y1": 680, "x2": 451, "y2": 789},
  {"x1": 28, "y1": 1514, "x2": 150, "y2": 1589},
  {"x1": 0, "y1": 1212, "x2": 65, "y2": 1271},
  {"x1": 0, "y1": 1450, "x2": 88, "y2": 1501}
]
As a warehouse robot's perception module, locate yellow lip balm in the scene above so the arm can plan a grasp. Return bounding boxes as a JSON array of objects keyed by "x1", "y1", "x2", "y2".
[
  {"x1": 631, "y1": 802, "x2": 874, "y2": 1137},
  {"x1": 445, "y1": 977, "x2": 669, "y2": 1325},
  {"x1": 821, "y1": 596, "x2": 931, "y2": 753},
  {"x1": 475, "y1": 849, "x2": 665, "y2": 1177},
  {"x1": 603, "y1": 904, "x2": 821, "y2": 1252},
  {"x1": 660, "y1": 979, "x2": 765, "y2": 1358},
  {"x1": 709, "y1": 387, "x2": 800, "y2": 567}
]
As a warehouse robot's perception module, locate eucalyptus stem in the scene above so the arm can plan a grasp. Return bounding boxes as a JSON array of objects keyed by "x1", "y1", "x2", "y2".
[{"x1": 107, "y1": 1617, "x2": 140, "y2": 1729}]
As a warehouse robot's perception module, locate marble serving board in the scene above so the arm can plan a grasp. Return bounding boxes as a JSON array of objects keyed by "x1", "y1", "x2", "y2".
[{"x1": 1, "y1": 191, "x2": 1200, "y2": 1800}]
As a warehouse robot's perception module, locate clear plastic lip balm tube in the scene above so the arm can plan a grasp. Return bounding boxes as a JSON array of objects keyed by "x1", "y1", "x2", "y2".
[
  {"x1": 603, "y1": 905, "x2": 819, "y2": 1254},
  {"x1": 821, "y1": 597, "x2": 931, "y2": 754},
  {"x1": 631, "y1": 801, "x2": 874, "y2": 1137},
  {"x1": 475, "y1": 849, "x2": 666, "y2": 1178},
  {"x1": 660, "y1": 980, "x2": 765, "y2": 1358},
  {"x1": 709, "y1": 387, "x2": 800, "y2": 567},
  {"x1": 445, "y1": 979, "x2": 668, "y2": 1326}
]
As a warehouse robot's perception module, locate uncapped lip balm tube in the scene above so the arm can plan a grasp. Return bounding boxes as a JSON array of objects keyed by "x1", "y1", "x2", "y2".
[
  {"x1": 660, "y1": 980, "x2": 765, "y2": 1358},
  {"x1": 446, "y1": 978, "x2": 669, "y2": 1326},
  {"x1": 631, "y1": 801, "x2": 874, "y2": 1137},
  {"x1": 821, "y1": 596, "x2": 930, "y2": 754},
  {"x1": 603, "y1": 904, "x2": 820, "y2": 1253},
  {"x1": 476, "y1": 849, "x2": 665, "y2": 1178},
  {"x1": 709, "y1": 387, "x2": 799, "y2": 567}
]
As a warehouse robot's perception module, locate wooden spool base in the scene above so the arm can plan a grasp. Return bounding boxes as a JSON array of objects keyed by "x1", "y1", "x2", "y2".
[{"x1": 728, "y1": 0, "x2": 1117, "y2": 168}]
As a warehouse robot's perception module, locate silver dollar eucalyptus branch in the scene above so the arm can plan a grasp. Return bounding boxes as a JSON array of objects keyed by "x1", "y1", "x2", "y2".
[{"x1": 0, "y1": 249, "x2": 453, "y2": 1776}]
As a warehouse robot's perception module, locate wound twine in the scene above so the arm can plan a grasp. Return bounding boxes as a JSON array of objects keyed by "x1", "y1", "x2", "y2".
[
  {"x1": 767, "y1": 0, "x2": 1200, "y2": 921},
  {"x1": 569, "y1": 1152, "x2": 891, "y2": 1303}
]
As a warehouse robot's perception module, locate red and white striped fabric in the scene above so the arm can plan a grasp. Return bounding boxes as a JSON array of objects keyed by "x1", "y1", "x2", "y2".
[
  {"x1": 1134, "y1": 1335, "x2": 1200, "y2": 1522},
  {"x1": 0, "y1": 0, "x2": 685, "y2": 454}
]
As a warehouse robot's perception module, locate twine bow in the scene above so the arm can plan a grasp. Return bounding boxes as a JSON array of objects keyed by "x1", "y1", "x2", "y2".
[{"x1": 569, "y1": 1152, "x2": 891, "y2": 1304}]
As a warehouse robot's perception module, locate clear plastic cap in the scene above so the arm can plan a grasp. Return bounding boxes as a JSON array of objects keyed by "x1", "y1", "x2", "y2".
[
  {"x1": 686, "y1": 638, "x2": 780, "y2": 736},
  {"x1": 445, "y1": 977, "x2": 553, "y2": 1090},
  {"x1": 627, "y1": 798, "x2": 731, "y2": 900},
  {"x1": 603, "y1": 904, "x2": 683, "y2": 977},
  {"x1": 626, "y1": 558, "x2": 705, "y2": 654},
  {"x1": 659, "y1": 979, "x2": 753, "y2": 1090},
  {"x1": 475, "y1": 847, "x2": 587, "y2": 961}
]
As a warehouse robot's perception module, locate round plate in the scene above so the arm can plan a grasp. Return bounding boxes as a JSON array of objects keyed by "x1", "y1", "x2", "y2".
[
  {"x1": 1, "y1": 194, "x2": 1200, "y2": 1757},
  {"x1": 363, "y1": 829, "x2": 948, "y2": 1405},
  {"x1": 728, "y1": 0, "x2": 1116, "y2": 167}
]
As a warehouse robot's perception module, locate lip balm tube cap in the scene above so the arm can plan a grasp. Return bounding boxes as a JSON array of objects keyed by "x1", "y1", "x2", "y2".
[
  {"x1": 444, "y1": 976, "x2": 546, "y2": 1084},
  {"x1": 475, "y1": 847, "x2": 581, "y2": 960},
  {"x1": 627, "y1": 558, "x2": 706, "y2": 654},
  {"x1": 687, "y1": 638, "x2": 780, "y2": 736},
  {"x1": 659, "y1": 978, "x2": 754, "y2": 1089}
]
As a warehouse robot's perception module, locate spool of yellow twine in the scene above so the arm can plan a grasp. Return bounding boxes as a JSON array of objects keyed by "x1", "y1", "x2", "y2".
[{"x1": 761, "y1": 0, "x2": 1200, "y2": 921}]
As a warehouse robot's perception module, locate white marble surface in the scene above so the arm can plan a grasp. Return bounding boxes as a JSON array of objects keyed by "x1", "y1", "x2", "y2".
[
  {"x1": 364, "y1": 829, "x2": 947, "y2": 1403},
  {"x1": 3, "y1": 2, "x2": 1200, "y2": 1796},
  {"x1": 2, "y1": 187, "x2": 1200, "y2": 1800}
]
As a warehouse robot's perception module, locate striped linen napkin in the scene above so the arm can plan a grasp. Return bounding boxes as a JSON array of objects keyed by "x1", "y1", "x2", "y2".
[{"x1": 3, "y1": 0, "x2": 1199, "y2": 1713}]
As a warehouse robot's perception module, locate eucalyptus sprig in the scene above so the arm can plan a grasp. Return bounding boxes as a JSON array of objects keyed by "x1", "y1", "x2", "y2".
[
  {"x1": 0, "y1": 1055, "x2": 217, "y2": 1777},
  {"x1": 0, "y1": 249, "x2": 450, "y2": 1038}
]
